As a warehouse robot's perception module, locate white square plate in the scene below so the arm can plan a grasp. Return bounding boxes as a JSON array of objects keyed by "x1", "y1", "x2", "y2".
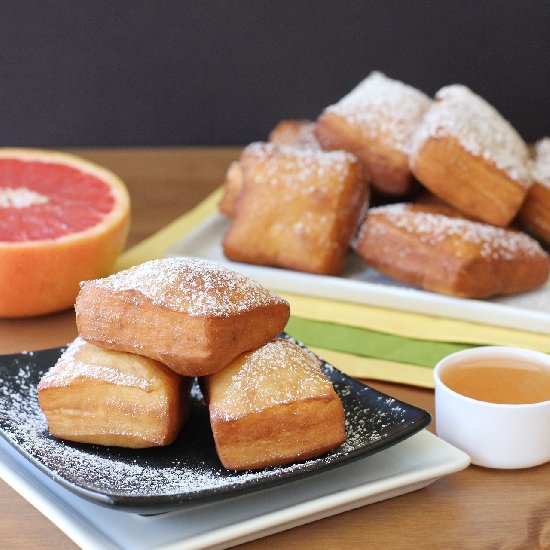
[{"x1": 0, "y1": 429, "x2": 469, "y2": 550}]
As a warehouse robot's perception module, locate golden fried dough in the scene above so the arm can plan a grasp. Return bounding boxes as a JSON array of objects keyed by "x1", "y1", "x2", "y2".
[
  {"x1": 316, "y1": 71, "x2": 431, "y2": 196},
  {"x1": 204, "y1": 339, "x2": 346, "y2": 470},
  {"x1": 517, "y1": 138, "x2": 550, "y2": 244},
  {"x1": 38, "y1": 338, "x2": 189, "y2": 448},
  {"x1": 222, "y1": 142, "x2": 368, "y2": 275},
  {"x1": 410, "y1": 85, "x2": 532, "y2": 227},
  {"x1": 76, "y1": 257, "x2": 290, "y2": 376},
  {"x1": 268, "y1": 119, "x2": 320, "y2": 149},
  {"x1": 219, "y1": 120, "x2": 321, "y2": 219},
  {"x1": 219, "y1": 160, "x2": 243, "y2": 219},
  {"x1": 354, "y1": 203, "x2": 549, "y2": 298}
]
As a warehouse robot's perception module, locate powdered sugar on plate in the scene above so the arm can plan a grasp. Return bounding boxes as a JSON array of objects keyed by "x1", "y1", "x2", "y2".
[{"x1": 0, "y1": 336, "x2": 430, "y2": 513}]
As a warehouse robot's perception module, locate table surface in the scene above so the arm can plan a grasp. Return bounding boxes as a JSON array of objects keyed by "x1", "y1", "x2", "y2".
[{"x1": 0, "y1": 147, "x2": 548, "y2": 550}]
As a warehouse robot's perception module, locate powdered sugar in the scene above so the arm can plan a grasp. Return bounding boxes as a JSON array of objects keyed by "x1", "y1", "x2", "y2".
[
  {"x1": 411, "y1": 84, "x2": 531, "y2": 186},
  {"x1": 366, "y1": 204, "x2": 545, "y2": 260},
  {"x1": 240, "y1": 142, "x2": 359, "y2": 222},
  {"x1": 243, "y1": 142, "x2": 357, "y2": 190},
  {"x1": 82, "y1": 257, "x2": 288, "y2": 317},
  {"x1": 532, "y1": 137, "x2": 550, "y2": 188},
  {"x1": 269, "y1": 120, "x2": 321, "y2": 150},
  {"x1": 210, "y1": 340, "x2": 333, "y2": 420},
  {"x1": 323, "y1": 71, "x2": 431, "y2": 154},
  {"x1": 0, "y1": 338, "x2": 427, "y2": 510},
  {"x1": 38, "y1": 337, "x2": 153, "y2": 391}
]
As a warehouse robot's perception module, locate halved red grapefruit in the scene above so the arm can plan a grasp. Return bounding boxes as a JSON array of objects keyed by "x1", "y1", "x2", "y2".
[{"x1": 0, "y1": 149, "x2": 130, "y2": 318}]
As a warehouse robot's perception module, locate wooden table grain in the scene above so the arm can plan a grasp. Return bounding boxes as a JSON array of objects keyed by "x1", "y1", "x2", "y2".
[{"x1": 0, "y1": 148, "x2": 548, "y2": 549}]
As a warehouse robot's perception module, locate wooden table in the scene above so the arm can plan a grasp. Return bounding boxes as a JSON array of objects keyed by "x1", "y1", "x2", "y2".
[{"x1": 0, "y1": 148, "x2": 548, "y2": 549}]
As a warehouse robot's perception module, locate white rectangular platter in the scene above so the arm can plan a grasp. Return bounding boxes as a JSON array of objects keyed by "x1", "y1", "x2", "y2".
[
  {"x1": 168, "y1": 213, "x2": 550, "y2": 334},
  {"x1": 0, "y1": 430, "x2": 469, "y2": 550}
]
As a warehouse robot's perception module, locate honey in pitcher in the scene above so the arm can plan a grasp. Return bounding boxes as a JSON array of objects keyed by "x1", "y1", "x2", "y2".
[{"x1": 440, "y1": 358, "x2": 550, "y2": 405}]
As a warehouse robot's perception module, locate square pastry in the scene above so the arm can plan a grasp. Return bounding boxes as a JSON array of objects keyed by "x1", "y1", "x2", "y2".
[
  {"x1": 353, "y1": 203, "x2": 549, "y2": 298},
  {"x1": 204, "y1": 339, "x2": 346, "y2": 470},
  {"x1": 38, "y1": 338, "x2": 190, "y2": 448},
  {"x1": 268, "y1": 119, "x2": 320, "y2": 150},
  {"x1": 315, "y1": 71, "x2": 431, "y2": 196},
  {"x1": 76, "y1": 257, "x2": 290, "y2": 377},
  {"x1": 518, "y1": 138, "x2": 550, "y2": 244},
  {"x1": 219, "y1": 121, "x2": 320, "y2": 220},
  {"x1": 222, "y1": 142, "x2": 368, "y2": 275},
  {"x1": 410, "y1": 85, "x2": 532, "y2": 227},
  {"x1": 218, "y1": 160, "x2": 243, "y2": 219}
]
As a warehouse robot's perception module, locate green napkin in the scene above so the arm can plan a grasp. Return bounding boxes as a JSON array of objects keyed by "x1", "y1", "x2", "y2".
[{"x1": 286, "y1": 316, "x2": 473, "y2": 369}]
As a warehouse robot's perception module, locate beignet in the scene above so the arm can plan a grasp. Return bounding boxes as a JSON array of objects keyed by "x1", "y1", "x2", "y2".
[
  {"x1": 218, "y1": 160, "x2": 243, "y2": 219},
  {"x1": 37, "y1": 337, "x2": 189, "y2": 448},
  {"x1": 353, "y1": 203, "x2": 550, "y2": 298},
  {"x1": 76, "y1": 257, "x2": 290, "y2": 376},
  {"x1": 204, "y1": 339, "x2": 346, "y2": 470},
  {"x1": 315, "y1": 71, "x2": 431, "y2": 196},
  {"x1": 222, "y1": 142, "x2": 368, "y2": 275},
  {"x1": 517, "y1": 138, "x2": 550, "y2": 244},
  {"x1": 219, "y1": 120, "x2": 321, "y2": 219},
  {"x1": 268, "y1": 119, "x2": 320, "y2": 149},
  {"x1": 410, "y1": 85, "x2": 532, "y2": 227}
]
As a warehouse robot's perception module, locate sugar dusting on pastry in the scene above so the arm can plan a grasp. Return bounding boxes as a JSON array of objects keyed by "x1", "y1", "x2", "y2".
[
  {"x1": 269, "y1": 120, "x2": 321, "y2": 150},
  {"x1": 532, "y1": 137, "x2": 550, "y2": 188},
  {"x1": 242, "y1": 141, "x2": 363, "y2": 224},
  {"x1": 81, "y1": 257, "x2": 288, "y2": 317},
  {"x1": 366, "y1": 203, "x2": 545, "y2": 260},
  {"x1": 323, "y1": 71, "x2": 431, "y2": 154},
  {"x1": 243, "y1": 141, "x2": 357, "y2": 189},
  {"x1": 210, "y1": 340, "x2": 333, "y2": 421},
  {"x1": 241, "y1": 142, "x2": 362, "y2": 232},
  {"x1": 37, "y1": 337, "x2": 152, "y2": 391},
  {"x1": 411, "y1": 84, "x2": 531, "y2": 186},
  {"x1": 282, "y1": 121, "x2": 320, "y2": 149}
]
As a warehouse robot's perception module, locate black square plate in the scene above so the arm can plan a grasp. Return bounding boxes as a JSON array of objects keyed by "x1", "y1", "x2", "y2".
[{"x1": 0, "y1": 335, "x2": 431, "y2": 514}]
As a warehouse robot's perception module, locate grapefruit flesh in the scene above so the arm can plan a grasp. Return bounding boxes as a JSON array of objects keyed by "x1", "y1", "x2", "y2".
[{"x1": 0, "y1": 149, "x2": 130, "y2": 318}]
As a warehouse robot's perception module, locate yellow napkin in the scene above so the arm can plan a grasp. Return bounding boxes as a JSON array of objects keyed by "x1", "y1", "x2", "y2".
[
  {"x1": 282, "y1": 292, "x2": 550, "y2": 352},
  {"x1": 114, "y1": 188, "x2": 224, "y2": 272},
  {"x1": 114, "y1": 188, "x2": 550, "y2": 388},
  {"x1": 308, "y1": 347, "x2": 436, "y2": 388}
]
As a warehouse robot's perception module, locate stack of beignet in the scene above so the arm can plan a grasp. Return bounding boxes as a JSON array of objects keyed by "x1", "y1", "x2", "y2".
[
  {"x1": 38, "y1": 257, "x2": 346, "y2": 470},
  {"x1": 219, "y1": 71, "x2": 550, "y2": 299}
]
